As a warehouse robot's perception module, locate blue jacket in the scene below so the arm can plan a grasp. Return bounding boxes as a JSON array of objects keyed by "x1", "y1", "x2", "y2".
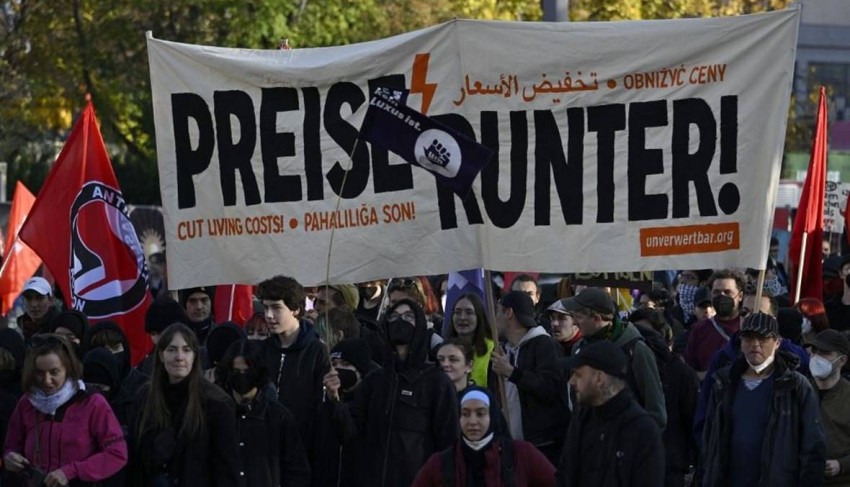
[
  {"x1": 693, "y1": 332, "x2": 810, "y2": 447},
  {"x1": 701, "y1": 351, "x2": 825, "y2": 487}
]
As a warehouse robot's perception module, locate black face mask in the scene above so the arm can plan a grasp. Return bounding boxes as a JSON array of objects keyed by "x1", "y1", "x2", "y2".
[
  {"x1": 359, "y1": 286, "x2": 378, "y2": 300},
  {"x1": 112, "y1": 351, "x2": 127, "y2": 368},
  {"x1": 228, "y1": 370, "x2": 259, "y2": 395},
  {"x1": 337, "y1": 368, "x2": 359, "y2": 391},
  {"x1": 387, "y1": 319, "x2": 416, "y2": 346},
  {"x1": 712, "y1": 294, "x2": 736, "y2": 318}
]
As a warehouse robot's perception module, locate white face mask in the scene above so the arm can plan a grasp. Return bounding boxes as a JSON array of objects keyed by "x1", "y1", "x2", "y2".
[
  {"x1": 801, "y1": 317, "x2": 812, "y2": 336},
  {"x1": 746, "y1": 350, "x2": 776, "y2": 375},
  {"x1": 810, "y1": 354, "x2": 839, "y2": 380}
]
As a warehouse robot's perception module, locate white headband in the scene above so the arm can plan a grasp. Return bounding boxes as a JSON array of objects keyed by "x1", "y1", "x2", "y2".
[{"x1": 460, "y1": 389, "x2": 490, "y2": 407}]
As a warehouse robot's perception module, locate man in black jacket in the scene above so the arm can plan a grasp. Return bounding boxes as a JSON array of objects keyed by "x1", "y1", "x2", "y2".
[
  {"x1": 257, "y1": 275, "x2": 331, "y2": 477},
  {"x1": 558, "y1": 340, "x2": 664, "y2": 487},
  {"x1": 701, "y1": 312, "x2": 825, "y2": 487},
  {"x1": 492, "y1": 291, "x2": 570, "y2": 465}
]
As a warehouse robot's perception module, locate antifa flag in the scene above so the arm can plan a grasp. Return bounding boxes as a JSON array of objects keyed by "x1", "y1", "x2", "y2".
[
  {"x1": 0, "y1": 182, "x2": 42, "y2": 314},
  {"x1": 19, "y1": 101, "x2": 152, "y2": 364},
  {"x1": 358, "y1": 87, "x2": 494, "y2": 198},
  {"x1": 789, "y1": 86, "x2": 828, "y2": 302}
]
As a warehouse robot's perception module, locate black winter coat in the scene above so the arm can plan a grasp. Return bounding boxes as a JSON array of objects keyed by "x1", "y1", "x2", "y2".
[
  {"x1": 558, "y1": 389, "x2": 665, "y2": 487},
  {"x1": 128, "y1": 380, "x2": 240, "y2": 487},
  {"x1": 260, "y1": 321, "x2": 330, "y2": 464},
  {"x1": 506, "y1": 332, "x2": 571, "y2": 451},
  {"x1": 235, "y1": 393, "x2": 310, "y2": 487},
  {"x1": 701, "y1": 352, "x2": 826, "y2": 487},
  {"x1": 338, "y1": 299, "x2": 460, "y2": 487},
  {"x1": 313, "y1": 388, "x2": 367, "y2": 487}
]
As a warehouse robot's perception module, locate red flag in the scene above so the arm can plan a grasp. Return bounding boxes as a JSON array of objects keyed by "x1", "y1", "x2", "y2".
[
  {"x1": 0, "y1": 182, "x2": 42, "y2": 314},
  {"x1": 19, "y1": 101, "x2": 152, "y2": 364},
  {"x1": 789, "y1": 86, "x2": 828, "y2": 302},
  {"x1": 214, "y1": 285, "x2": 254, "y2": 326}
]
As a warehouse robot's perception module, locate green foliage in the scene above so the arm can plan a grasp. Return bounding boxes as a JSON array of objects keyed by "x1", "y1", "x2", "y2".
[{"x1": 0, "y1": 0, "x2": 796, "y2": 204}]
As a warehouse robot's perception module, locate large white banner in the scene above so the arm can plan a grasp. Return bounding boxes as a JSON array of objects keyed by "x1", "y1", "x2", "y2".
[{"x1": 147, "y1": 9, "x2": 800, "y2": 287}]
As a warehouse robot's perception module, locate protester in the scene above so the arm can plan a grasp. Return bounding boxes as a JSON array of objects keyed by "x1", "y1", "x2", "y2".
[
  {"x1": 809, "y1": 329, "x2": 850, "y2": 485},
  {"x1": 510, "y1": 274, "x2": 541, "y2": 307},
  {"x1": 558, "y1": 340, "x2": 664, "y2": 487},
  {"x1": 701, "y1": 313, "x2": 825, "y2": 486},
  {"x1": 245, "y1": 311, "x2": 271, "y2": 341},
  {"x1": 203, "y1": 322, "x2": 246, "y2": 381},
  {"x1": 137, "y1": 296, "x2": 189, "y2": 375},
  {"x1": 684, "y1": 269, "x2": 746, "y2": 380},
  {"x1": 412, "y1": 386, "x2": 556, "y2": 486},
  {"x1": 314, "y1": 338, "x2": 373, "y2": 487},
  {"x1": 49, "y1": 309, "x2": 89, "y2": 346},
  {"x1": 796, "y1": 297, "x2": 830, "y2": 344},
  {"x1": 0, "y1": 327, "x2": 25, "y2": 487},
  {"x1": 129, "y1": 323, "x2": 239, "y2": 487},
  {"x1": 566, "y1": 287, "x2": 667, "y2": 430},
  {"x1": 179, "y1": 286, "x2": 215, "y2": 343},
  {"x1": 323, "y1": 298, "x2": 459, "y2": 486},
  {"x1": 546, "y1": 298, "x2": 583, "y2": 356},
  {"x1": 3, "y1": 334, "x2": 128, "y2": 486},
  {"x1": 216, "y1": 339, "x2": 310, "y2": 487},
  {"x1": 826, "y1": 255, "x2": 850, "y2": 331},
  {"x1": 436, "y1": 339, "x2": 474, "y2": 393},
  {"x1": 257, "y1": 275, "x2": 330, "y2": 471},
  {"x1": 355, "y1": 279, "x2": 385, "y2": 322},
  {"x1": 148, "y1": 251, "x2": 171, "y2": 300},
  {"x1": 492, "y1": 291, "x2": 570, "y2": 464},
  {"x1": 82, "y1": 348, "x2": 127, "y2": 487},
  {"x1": 445, "y1": 293, "x2": 495, "y2": 388},
  {"x1": 313, "y1": 307, "x2": 361, "y2": 350},
  {"x1": 740, "y1": 288, "x2": 777, "y2": 318},
  {"x1": 315, "y1": 284, "x2": 359, "y2": 314},
  {"x1": 17, "y1": 277, "x2": 59, "y2": 342}
]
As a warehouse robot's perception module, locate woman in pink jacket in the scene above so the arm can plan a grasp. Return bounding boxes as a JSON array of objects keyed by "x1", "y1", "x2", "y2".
[
  {"x1": 3, "y1": 334, "x2": 127, "y2": 487},
  {"x1": 412, "y1": 387, "x2": 556, "y2": 487}
]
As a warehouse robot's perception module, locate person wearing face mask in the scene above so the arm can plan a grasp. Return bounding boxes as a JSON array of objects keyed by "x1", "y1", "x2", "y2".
[
  {"x1": 323, "y1": 299, "x2": 459, "y2": 487},
  {"x1": 701, "y1": 313, "x2": 826, "y2": 487},
  {"x1": 315, "y1": 338, "x2": 374, "y2": 487},
  {"x1": 809, "y1": 330, "x2": 850, "y2": 485},
  {"x1": 826, "y1": 255, "x2": 850, "y2": 332},
  {"x1": 684, "y1": 270, "x2": 746, "y2": 381},
  {"x1": 215, "y1": 339, "x2": 310, "y2": 487},
  {"x1": 412, "y1": 386, "x2": 555, "y2": 486}
]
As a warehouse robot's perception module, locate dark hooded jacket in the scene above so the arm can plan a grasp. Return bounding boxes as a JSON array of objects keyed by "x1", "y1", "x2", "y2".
[
  {"x1": 338, "y1": 299, "x2": 460, "y2": 486},
  {"x1": 0, "y1": 328, "x2": 25, "y2": 487},
  {"x1": 701, "y1": 351, "x2": 825, "y2": 487},
  {"x1": 82, "y1": 348, "x2": 126, "y2": 487},
  {"x1": 82, "y1": 321, "x2": 149, "y2": 426},
  {"x1": 259, "y1": 320, "x2": 330, "y2": 466},
  {"x1": 557, "y1": 388, "x2": 664, "y2": 487},
  {"x1": 205, "y1": 322, "x2": 246, "y2": 371}
]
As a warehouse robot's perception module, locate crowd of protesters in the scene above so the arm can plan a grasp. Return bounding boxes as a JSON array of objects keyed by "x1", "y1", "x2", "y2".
[{"x1": 1, "y1": 238, "x2": 850, "y2": 486}]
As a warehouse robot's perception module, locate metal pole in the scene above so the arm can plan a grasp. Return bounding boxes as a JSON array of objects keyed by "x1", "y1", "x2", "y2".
[
  {"x1": 794, "y1": 232, "x2": 808, "y2": 303},
  {"x1": 542, "y1": 0, "x2": 568, "y2": 21}
]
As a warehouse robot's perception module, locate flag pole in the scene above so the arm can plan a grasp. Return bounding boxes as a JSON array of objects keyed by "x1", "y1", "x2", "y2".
[
  {"x1": 794, "y1": 232, "x2": 808, "y2": 304},
  {"x1": 754, "y1": 269, "x2": 766, "y2": 310},
  {"x1": 484, "y1": 270, "x2": 510, "y2": 420}
]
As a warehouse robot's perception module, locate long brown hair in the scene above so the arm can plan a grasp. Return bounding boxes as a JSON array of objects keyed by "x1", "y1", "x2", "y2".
[
  {"x1": 137, "y1": 323, "x2": 205, "y2": 441},
  {"x1": 446, "y1": 293, "x2": 492, "y2": 356}
]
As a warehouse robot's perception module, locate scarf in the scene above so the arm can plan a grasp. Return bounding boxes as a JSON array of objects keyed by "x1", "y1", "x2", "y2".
[
  {"x1": 462, "y1": 432, "x2": 494, "y2": 451},
  {"x1": 28, "y1": 380, "x2": 84, "y2": 415}
]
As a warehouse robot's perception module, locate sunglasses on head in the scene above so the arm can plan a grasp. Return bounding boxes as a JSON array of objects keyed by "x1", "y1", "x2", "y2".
[{"x1": 29, "y1": 333, "x2": 69, "y2": 350}]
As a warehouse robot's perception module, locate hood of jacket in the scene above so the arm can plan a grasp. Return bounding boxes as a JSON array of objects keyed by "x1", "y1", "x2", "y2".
[
  {"x1": 268, "y1": 320, "x2": 320, "y2": 352},
  {"x1": 0, "y1": 328, "x2": 25, "y2": 369},
  {"x1": 204, "y1": 322, "x2": 246, "y2": 366},
  {"x1": 82, "y1": 347, "x2": 122, "y2": 394},
  {"x1": 82, "y1": 320, "x2": 132, "y2": 379},
  {"x1": 382, "y1": 298, "x2": 430, "y2": 371}
]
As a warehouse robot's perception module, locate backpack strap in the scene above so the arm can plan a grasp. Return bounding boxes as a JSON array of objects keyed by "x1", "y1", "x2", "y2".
[
  {"x1": 499, "y1": 438, "x2": 516, "y2": 487},
  {"x1": 440, "y1": 445, "x2": 456, "y2": 487}
]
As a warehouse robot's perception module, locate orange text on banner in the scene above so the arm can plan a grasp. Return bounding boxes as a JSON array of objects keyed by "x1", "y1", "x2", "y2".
[{"x1": 640, "y1": 223, "x2": 740, "y2": 256}]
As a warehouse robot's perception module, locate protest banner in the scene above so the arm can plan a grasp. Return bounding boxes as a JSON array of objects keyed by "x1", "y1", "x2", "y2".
[
  {"x1": 824, "y1": 181, "x2": 850, "y2": 235},
  {"x1": 147, "y1": 9, "x2": 800, "y2": 287}
]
